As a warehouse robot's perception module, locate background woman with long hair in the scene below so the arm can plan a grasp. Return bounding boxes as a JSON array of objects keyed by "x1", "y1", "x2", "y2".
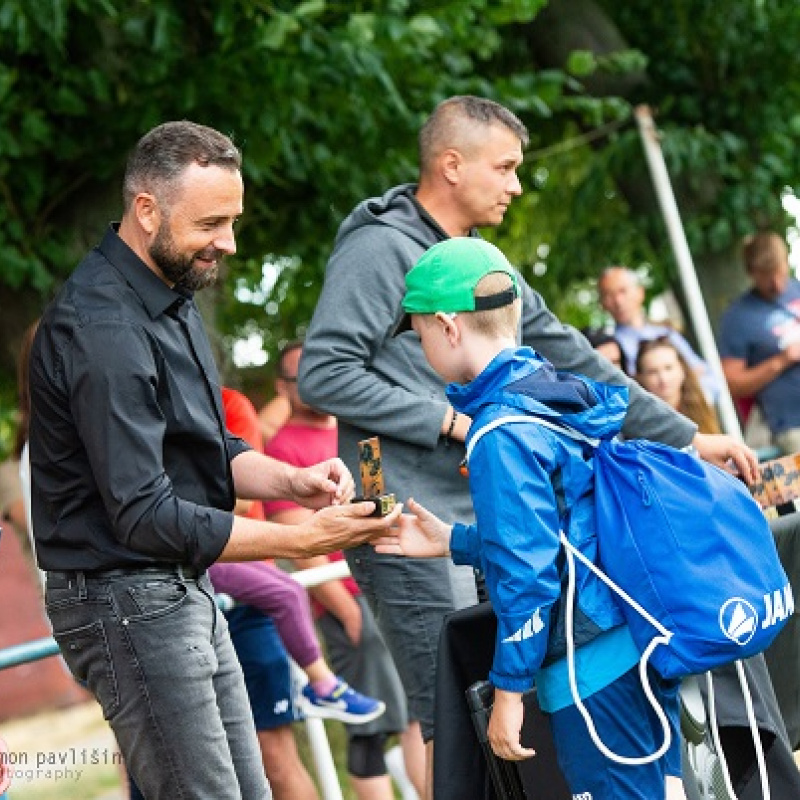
[{"x1": 635, "y1": 337, "x2": 721, "y2": 435}]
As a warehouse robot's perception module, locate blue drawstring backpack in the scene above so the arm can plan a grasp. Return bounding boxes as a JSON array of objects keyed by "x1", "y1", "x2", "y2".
[
  {"x1": 469, "y1": 415, "x2": 793, "y2": 678},
  {"x1": 589, "y1": 436, "x2": 793, "y2": 677}
]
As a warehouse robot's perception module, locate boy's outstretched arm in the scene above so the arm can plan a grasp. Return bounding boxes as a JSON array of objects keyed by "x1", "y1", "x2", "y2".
[{"x1": 373, "y1": 497, "x2": 452, "y2": 558}]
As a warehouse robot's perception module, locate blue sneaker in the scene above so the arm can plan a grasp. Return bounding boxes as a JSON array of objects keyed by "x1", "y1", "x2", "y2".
[{"x1": 300, "y1": 678, "x2": 386, "y2": 725}]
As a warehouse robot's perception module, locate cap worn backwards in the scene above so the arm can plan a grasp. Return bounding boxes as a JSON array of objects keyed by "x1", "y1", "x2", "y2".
[{"x1": 394, "y1": 238, "x2": 520, "y2": 335}]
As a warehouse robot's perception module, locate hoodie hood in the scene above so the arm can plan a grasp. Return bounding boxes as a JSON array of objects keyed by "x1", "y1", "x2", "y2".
[
  {"x1": 334, "y1": 183, "x2": 441, "y2": 250},
  {"x1": 335, "y1": 183, "x2": 481, "y2": 252},
  {"x1": 447, "y1": 347, "x2": 628, "y2": 441}
]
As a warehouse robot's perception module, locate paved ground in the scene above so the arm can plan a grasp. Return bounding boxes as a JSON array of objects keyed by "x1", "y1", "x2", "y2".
[{"x1": 1, "y1": 701, "x2": 125, "y2": 799}]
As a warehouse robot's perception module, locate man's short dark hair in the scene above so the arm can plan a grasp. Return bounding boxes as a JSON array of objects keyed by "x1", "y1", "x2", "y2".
[
  {"x1": 418, "y1": 96, "x2": 529, "y2": 175},
  {"x1": 277, "y1": 338, "x2": 305, "y2": 379},
  {"x1": 581, "y1": 326, "x2": 621, "y2": 352},
  {"x1": 123, "y1": 121, "x2": 241, "y2": 209},
  {"x1": 742, "y1": 231, "x2": 788, "y2": 274}
]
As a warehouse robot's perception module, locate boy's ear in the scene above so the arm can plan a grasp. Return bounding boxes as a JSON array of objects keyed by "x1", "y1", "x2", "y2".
[{"x1": 434, "y1": 312, "x2": 461, "y2": 346}]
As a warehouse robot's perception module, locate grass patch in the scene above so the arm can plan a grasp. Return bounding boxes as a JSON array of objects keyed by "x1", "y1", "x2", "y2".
[{"x1": 6, "y1": 764, "x2": 122, "y2": 800}]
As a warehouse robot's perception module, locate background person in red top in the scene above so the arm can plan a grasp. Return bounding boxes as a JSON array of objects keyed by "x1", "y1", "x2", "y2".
[{"x1": 264, "y1": 341, "x2": 423, "y2": 800}]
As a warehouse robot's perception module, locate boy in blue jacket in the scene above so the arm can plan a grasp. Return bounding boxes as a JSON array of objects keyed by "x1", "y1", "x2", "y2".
[{"x1": 385, "y1": 237, "x2": 685, "y2": 799}]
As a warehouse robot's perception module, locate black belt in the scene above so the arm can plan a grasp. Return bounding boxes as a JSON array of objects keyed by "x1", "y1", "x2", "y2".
[{"x1": 47, "y1": 564, "x2": 203, "y2": 582}]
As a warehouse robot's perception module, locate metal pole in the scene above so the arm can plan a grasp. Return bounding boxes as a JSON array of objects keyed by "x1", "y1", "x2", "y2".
[
  {"x1": 290, "y1": 560, "x2": 350, "y2": 800},
  {"x1": 0, "y1": 636, "x2": 59, "y2": 670},
  {"x1": 634, "y1": 105, "x2": 743, "y2": 440},
  {"x1": 304, "y1": 714, "x2": 345, "y2": 800},
  {"x1": 290, "y1": 660, "x2": 345, "y2": 800}
]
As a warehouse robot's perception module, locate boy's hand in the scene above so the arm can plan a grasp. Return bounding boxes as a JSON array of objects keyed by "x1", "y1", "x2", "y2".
[
  {"x1": 488, "y1": 689, "x2": 537, "y2": 761},
  {"x1": 372, "y1": 498, "x2": 451, "y2": 558}
]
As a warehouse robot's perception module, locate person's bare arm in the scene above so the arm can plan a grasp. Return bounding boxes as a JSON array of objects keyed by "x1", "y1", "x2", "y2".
[
  {"x1": 230, "y1": 449, "x2": 354, "y2": 508},
  {"x1": 2, "y1": 496, "x2": 34, "y2": 560},
  {"x1": 258, "y1": 395, "x2": 291, "y2": 444},
  {"x1": 272, "y1": 506, "x2": 365, "y2": 644},
  {"x1": 722, "y1": 349, "x2": 800, "y2": 398},
  {"x1": 219, "y1": 500, "x2": 403, "y2": 561},
  {"x1": 2, "y1": 496, "x2": 26, "y2": 534}
]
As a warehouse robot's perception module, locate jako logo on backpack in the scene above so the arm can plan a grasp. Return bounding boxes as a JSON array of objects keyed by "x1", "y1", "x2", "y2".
[
  {"x1": 719, "y1": 598, "x2": 759, "y2": 646},
  {"x1": 593, "y1": 437, "x2": 793, "y2": 679}
]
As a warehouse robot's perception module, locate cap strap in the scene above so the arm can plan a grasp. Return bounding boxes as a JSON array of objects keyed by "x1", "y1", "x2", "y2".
[{"x1": 473, "y1": 287, "x2": 518, "y2": 311}]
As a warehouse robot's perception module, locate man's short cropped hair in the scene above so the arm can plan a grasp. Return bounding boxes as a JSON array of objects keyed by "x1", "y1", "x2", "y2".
[
  {"x1": 743, "y1": 232, "x2": 789, "y2": 274},
  {"x1": 277, "y1": 338, "x2": 305, "y2": 380},
  {"x1": 418, "y1": 96, "x2": 529, "y2": 176},
  {"x1": 123, "y1": 121, "x2": 241, "y2": 209}
]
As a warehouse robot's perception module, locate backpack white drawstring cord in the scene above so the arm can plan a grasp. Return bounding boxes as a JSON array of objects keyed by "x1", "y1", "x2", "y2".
[{"x1": 562, "y1": 531, "x2": 672, "y2": 765}]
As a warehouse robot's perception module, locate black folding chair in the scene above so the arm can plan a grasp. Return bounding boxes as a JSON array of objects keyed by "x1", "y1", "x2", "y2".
[
  {"x1": 433, "y1": 601, "x2": 569, "y2": 800},
  {"x1": 466, "y1": 680, "x2": 570, "y2": 800}
]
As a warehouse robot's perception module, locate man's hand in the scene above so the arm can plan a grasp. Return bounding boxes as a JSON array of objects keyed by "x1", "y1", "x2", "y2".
[
  {"x1": 488, "y1": 689, "x2": 536, "y2": 762},
  {"x1": 300, "y1": 499, "x2": 404, "y2": 557},
  {"x1": 783, "y1": 340, "x2": 800, "y2": 366},
  {"x1": 289, "y1": 457, "x2": 355, "y2": 508},
  {"x1": 372, "y1": 498, "x2": 451, "y2": 558},
  {"x1": 692, "y1": 433, "x2": 759, "y2": 484}
]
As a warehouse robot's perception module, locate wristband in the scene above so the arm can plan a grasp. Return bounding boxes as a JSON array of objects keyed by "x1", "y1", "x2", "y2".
[{"x1": 445, "y1": 410, "x2": 458, "y2": 447}]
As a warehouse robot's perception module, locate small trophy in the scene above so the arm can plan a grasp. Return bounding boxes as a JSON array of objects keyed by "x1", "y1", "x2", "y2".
[{"x1": 352, "y1": 436, "x2": 396, "y2": 517}]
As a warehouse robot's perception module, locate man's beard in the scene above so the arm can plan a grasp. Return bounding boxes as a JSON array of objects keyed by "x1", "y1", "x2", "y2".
[{"x1": 150, "y1": 224, "x2": 223, "y2": 292}]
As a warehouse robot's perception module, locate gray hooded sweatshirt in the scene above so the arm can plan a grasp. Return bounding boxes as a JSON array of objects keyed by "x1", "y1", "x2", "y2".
[{"x1": 299, "y1": 183, "x2": 696, "y2": 526}]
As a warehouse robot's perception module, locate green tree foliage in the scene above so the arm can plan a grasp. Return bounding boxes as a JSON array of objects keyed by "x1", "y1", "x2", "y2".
[
  {"x1": 3, "y1": 0, "x2": 800, "y2": 456},
  {"x1": 0, "y1": 1, "x2": 557, "y2": 346},
  {"x1": 504, "y1": 0, "x2": 800, "y2": 323},
  {"x1": 0, "y1": 0, "x2": 558, "y2": 453}
]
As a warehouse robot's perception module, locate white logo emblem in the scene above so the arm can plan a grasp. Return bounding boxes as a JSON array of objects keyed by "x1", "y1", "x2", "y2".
[
  {"x1": 273, "y1": 699, "x2": 290, "y2": 714},
  {"x1": 502, "y1": 609, "x2": 545, "y2": 643},
  {"x1": 719, "y1": 598, "x2": 758, "y2": 645}
]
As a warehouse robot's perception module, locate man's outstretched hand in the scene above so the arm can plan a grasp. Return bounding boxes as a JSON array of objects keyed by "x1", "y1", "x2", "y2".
[
  {"x1": 298, "y1": 500, "x2": 404, "y2": 557},
  {"x1": 692, "y1": 433, "x2": 759, "y2": 484}
]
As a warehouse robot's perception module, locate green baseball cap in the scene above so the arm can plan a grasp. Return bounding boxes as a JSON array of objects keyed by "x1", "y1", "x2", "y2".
[{"x1": 394, "y1": 237, "x2": 520, "y2": 335}]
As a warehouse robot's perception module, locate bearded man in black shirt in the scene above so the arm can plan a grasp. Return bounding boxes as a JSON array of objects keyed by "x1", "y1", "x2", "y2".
[{"x1": 28, "y1": 121, "x2": 401, "y2": 800}]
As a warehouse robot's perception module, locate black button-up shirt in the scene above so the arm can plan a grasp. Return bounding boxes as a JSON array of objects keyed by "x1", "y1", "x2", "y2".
[{"x1": 29, "y1": 225, "x2": 249, "y2": 571}]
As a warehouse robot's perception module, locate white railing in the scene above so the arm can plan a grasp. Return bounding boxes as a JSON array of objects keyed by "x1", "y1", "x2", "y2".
[{"x1": 289, "y1": 559, "x2": 352, "y2": 800}]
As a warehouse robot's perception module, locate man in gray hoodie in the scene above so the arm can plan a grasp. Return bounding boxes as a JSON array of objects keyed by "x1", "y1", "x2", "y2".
[{"x1": 298, "y1": 95, "x2": 758, "y2": 798}]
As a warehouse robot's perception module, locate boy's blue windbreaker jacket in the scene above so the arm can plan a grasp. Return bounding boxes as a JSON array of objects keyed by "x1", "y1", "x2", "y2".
[{"x1": 447, "y1": 346, "x2": 630, "y2": 693}]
